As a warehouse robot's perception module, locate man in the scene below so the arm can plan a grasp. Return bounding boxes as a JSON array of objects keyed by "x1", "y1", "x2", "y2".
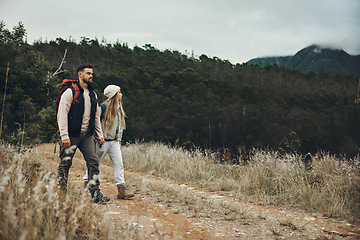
[{"x1": 57, "y1": 63, "x2": 110, "y2": 203}]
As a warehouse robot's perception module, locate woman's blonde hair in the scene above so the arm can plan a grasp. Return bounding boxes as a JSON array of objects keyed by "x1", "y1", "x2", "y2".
[{"x1": 102, "y1": 93, "x2": 126, "y2": 131}]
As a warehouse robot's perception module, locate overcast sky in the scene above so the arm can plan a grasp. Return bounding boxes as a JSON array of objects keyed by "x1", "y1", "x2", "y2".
[{"x1": 1, "y1": 0, "x2": 359, "y2": 64}]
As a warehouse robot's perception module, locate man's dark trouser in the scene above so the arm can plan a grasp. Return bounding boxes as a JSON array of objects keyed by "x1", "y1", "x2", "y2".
[{"x1": 58, "y1": 133, "x2": 100, "y2": 195}]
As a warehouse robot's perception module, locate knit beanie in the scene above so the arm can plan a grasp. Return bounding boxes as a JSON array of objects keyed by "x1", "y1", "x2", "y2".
[{"x1": 104, "y1": 85, "x2": 120, "y2": 99}]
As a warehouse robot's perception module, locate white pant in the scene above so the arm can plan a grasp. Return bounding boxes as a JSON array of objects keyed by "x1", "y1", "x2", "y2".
[{"x1": 83, "y1": 140, "x2": 124, "y2": 185}]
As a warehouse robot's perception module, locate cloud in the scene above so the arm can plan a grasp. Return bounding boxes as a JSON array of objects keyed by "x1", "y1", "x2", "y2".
[{"x1": 0, "y1": 0, "x2": 359, "y2": 64}]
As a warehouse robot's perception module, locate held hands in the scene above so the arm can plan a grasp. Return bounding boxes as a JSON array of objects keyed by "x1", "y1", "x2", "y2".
[{"x1": 95, "y1": 135, "x2": 105, "y2": 145}]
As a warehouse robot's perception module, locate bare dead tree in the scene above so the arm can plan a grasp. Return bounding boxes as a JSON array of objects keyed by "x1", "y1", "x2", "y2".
[
  {"x1": 47, "y1": 49, "x2": 68, "y2": 81},
  {"x1": 355, "y1": 78, "x2": 360, "y2": 109},
  {"x1": 0, "y1": 62, "x2": 10, "y2": 138}
]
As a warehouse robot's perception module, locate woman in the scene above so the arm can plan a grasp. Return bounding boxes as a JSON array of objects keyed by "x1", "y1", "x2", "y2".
[{"x1": 83, "y1": 85, "x2": 134, "y2": 199}]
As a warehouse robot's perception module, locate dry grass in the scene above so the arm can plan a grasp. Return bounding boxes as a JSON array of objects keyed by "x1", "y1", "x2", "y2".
[
  {"x1": 0, "y1": 143, "x2": 112, "y2": 240},
  {"x1": 122, "y1": 141, "x2": 360, "y2": 224},
  {"x1": 2, "y1": 141, "x2": 359, "y2": 239}
]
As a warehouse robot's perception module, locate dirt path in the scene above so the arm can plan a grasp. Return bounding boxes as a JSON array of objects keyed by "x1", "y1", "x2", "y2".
[{"x1": 39, "y1": 144, "x2": 360, "y2": 239}]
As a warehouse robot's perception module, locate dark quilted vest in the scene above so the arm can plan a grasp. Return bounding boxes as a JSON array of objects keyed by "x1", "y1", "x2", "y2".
[{"x1": 68, "y1": 83, "x2": 97, "y2": 137}]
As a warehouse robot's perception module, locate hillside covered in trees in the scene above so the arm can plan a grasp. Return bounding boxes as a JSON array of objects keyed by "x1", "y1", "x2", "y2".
[
  {"x1": 1, "y1": 22, "x2": 360, "y2": 158},
  {"x1": 248, "y1": 44, "x2": 360, "y2": 77}
]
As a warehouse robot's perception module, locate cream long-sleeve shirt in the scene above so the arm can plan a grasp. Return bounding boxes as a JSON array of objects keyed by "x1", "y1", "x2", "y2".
[{"x1": 57, "y1": 88, "x2": 104, "y2": 140}]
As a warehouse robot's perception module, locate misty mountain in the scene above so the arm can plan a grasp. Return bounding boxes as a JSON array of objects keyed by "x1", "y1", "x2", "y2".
[{"x1": 247, "y1": 45, "x2": 360, "y2": 77}]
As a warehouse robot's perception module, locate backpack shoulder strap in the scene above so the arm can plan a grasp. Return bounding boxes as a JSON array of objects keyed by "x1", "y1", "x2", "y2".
[
  {"x1": 100, "y1": 104, "x2": 106, "y2": 121},
  {"x1": 71, "y1": 83, "x2": 80, "y2": 105}
]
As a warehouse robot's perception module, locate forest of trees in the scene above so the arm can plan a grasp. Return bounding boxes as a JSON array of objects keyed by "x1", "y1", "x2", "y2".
[{"x1": 1, "y1": 21, "x2": 360, "y2": 158}]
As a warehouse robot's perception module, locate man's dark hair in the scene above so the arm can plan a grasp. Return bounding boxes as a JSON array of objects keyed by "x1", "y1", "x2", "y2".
[{"x1": 77, "y1": 64, "x2": 93, "y2": 73}]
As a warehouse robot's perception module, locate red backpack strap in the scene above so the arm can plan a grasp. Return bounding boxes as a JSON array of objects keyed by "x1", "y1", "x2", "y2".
[{"x1": 71, "y1": 82, "x2": 80, "y2": 105}]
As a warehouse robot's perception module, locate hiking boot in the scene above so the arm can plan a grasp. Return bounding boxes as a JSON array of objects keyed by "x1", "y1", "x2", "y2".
[
  {"x1": 117, "y1": 184, "x2": 134, "y2": 199},
  {"x1": 92, "y1": 190, "x2": 110, "y2": 203}
]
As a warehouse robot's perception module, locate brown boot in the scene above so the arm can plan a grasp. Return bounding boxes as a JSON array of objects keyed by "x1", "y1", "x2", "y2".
[{"x1": 117, "y1": 184, "x2": 134, "y2": 199}]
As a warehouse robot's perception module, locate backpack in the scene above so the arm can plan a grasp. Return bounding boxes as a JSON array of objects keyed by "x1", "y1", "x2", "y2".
[
  {"x1": 53, "y1": 79, "x2": 80, "y2": 151},
  {"x1": 54, "y1": 79, "x2": 80, "y2": 114}
]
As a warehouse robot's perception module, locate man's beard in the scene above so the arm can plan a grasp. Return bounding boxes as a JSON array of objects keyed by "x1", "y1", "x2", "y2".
[{"x1": 83, "y1": 78, "x2": 92, "y2": 84}]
